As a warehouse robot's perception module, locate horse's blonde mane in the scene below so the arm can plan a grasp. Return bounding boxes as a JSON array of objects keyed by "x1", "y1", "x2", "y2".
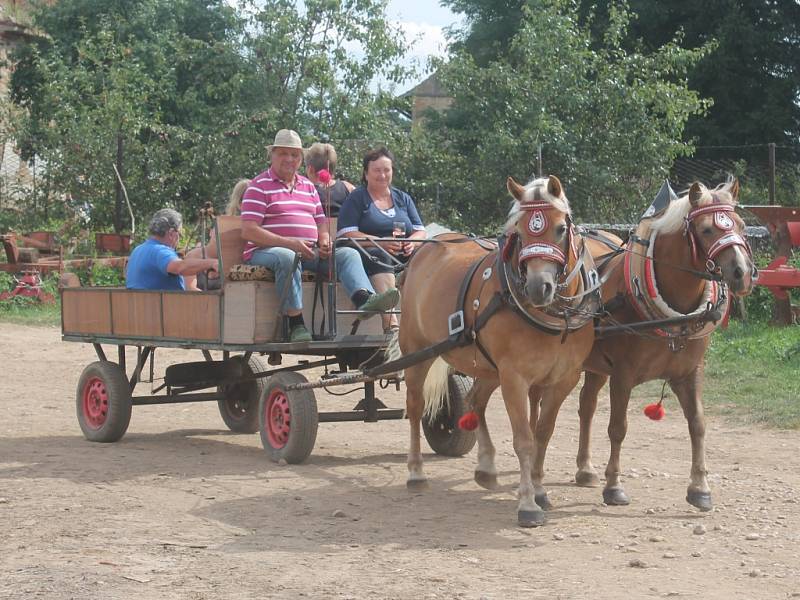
[
  {"x1": 504, "y1": 177, "x2": 571, "y2": 232},
  {"x1": 651, "y1": 178, "x2": 739, "y2": 235}
]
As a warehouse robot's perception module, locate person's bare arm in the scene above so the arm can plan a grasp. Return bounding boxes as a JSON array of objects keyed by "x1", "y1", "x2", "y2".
[
  {"x1": 166, "y1": 257, "x2": 219, "y2": 277},
  {"x1": 241, "y1": 220, "x2": 314, "y2": 259}
]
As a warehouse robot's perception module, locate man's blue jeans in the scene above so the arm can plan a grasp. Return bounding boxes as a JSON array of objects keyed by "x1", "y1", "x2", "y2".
[{"x1": 246, "y1": 245, "x2": 375, "y2": 311}]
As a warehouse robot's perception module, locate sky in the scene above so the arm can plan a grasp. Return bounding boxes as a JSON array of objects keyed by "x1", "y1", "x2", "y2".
[{"x1": 384, "y1": 0, "x2": 462, "y2": 88}]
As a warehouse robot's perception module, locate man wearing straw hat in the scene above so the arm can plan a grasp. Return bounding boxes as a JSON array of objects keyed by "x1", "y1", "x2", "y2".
[{"x1": 241, "y1": 129, "x2": 399, "y2": 343}]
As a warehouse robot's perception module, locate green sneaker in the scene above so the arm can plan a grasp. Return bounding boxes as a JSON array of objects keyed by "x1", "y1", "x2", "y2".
[
  {"x1": 288, "y1": 324, "x2": 312, "y2": 343},
  {"x1": 358, "y1": 288, "x2": 400, "y2": 313}
]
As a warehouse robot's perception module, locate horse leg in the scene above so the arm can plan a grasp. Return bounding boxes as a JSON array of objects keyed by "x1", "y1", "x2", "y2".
[
  {"x1": 531, "y1": 372, "x2": 581, "y2": 510},
  {"x1": 471, "y1": 378, "x2": 500, "y2": 489},
  {"x1": 500, "y1": 371, "x2": 545, "y2": 527},
  {"x1": 575, "y1": 372, "x2": 608, "y2": 488},
  {"x1": 603, "y1": 377, "x2": 632, "y2": 506},
  {"x1": 405, "y1": 359, "x2": 435, "y2": 490},
  {"x1": 669, "y1": 367, "x2": 712, "y2": 511},
  {"x1": 528, "y1": 385, "x2": 542, "y2": 435}
]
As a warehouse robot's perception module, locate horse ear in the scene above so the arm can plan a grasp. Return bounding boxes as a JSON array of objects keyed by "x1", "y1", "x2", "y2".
[
  {"x1": 729, "y1": 178, "x2": 740, "y2": 200},
  {"x1": 507, "y1": 177, "x2": 525, "y2": 201},
  {"x1": 547, "y1": 175, "x2": 563, "y2": 198},
  {"x1": 688, "y1": 182, "x2": 703, "y2": 208}
]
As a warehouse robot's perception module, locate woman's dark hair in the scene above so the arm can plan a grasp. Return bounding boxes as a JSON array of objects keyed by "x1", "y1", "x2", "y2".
[{"x1": 361, "y1": 147, "x2": 395, "y2": 185}]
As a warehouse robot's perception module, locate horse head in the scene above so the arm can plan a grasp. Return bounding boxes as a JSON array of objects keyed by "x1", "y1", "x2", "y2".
[
  {"x1": 506, "y1": 175, "x2": 575, "y2": 306},
  {"x1": 683, "y1": 179, "x2": 755, "y2": 296}
]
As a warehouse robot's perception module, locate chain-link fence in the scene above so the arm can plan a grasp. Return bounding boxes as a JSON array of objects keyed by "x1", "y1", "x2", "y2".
[{"x1": 0, "y1": 138, "x2": 38, "y2": 226}]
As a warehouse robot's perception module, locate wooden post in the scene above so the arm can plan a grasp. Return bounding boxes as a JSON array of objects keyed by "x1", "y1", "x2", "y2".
[
  {"x1": 114, "y1": 133, "x2": 124, "y2": 234},
  {"x1": 768, "y1": 142, "x2": 776, "y2": 205}
]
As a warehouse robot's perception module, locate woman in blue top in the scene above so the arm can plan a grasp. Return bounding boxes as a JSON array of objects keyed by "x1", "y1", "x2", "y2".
[{"x1": 337, "y1": 147, "x2": 426, "y2": 332}]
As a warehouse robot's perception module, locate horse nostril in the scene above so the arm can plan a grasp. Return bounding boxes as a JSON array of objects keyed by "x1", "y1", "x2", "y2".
[
  {"x1": 542, "y1": 282, "x2": 553, "y2": 298},
  {"x1": 733, "y1": 266, "x2": 744, "y2": 280}
]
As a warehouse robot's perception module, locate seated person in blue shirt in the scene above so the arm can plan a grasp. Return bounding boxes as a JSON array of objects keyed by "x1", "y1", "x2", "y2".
[
  {"x1": 337, "y1": 147, "x2": 426, "y2": 332},
  {"x1": 126, "y1": 209, "x2": 218, "y2": 291}
]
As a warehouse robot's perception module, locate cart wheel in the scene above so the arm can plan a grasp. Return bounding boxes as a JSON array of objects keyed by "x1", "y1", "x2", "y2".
[
  {"x1": 259, "y1": 371, "x2": 318, "y2": 464},
  {"x1": 422, "y1": 373, "x2": 477, "y2": 457},
  {"x1": 76, "y1": 361, "x2": 132, "y2": 443},
  {"x1": 218, "y1": 355, "x2": 267, "y2": 433}
]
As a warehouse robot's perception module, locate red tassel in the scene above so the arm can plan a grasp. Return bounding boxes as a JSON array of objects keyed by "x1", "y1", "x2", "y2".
[
  {"x1": 644, "y1": 403, "x2": 666, "y2": 421},
  {"x1": 458, "y1": 411, "x2": 479, "y2": 431}
]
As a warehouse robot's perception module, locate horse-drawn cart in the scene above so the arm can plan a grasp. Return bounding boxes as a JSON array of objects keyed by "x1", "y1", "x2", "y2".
[{"x1": 61, "y1": 216, "x2": 476, "y2": 463}]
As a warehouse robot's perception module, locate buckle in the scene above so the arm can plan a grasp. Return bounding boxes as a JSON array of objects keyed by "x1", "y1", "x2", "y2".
[{"x1": 448, "y1": 310, "x2": 465, "y2": 336}]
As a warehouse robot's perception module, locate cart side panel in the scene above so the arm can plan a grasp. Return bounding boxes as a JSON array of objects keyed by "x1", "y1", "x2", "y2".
[
  {"x1": 62, "y1": 288, "x2": 113, "y2": 335},
  {"x1": 111, "y1": 290, "x2": 163, "y2": 337},
  {"x1": 162, "y1": 292, "x2": 221, "y2": 341},
  {"x1": 222, "y1": 280, "x2": 383, "y2": 342}
]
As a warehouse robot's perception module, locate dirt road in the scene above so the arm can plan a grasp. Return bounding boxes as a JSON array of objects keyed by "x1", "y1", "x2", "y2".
[{"x1": 1, "y1": 323, "x2": 799, "y2": 599}]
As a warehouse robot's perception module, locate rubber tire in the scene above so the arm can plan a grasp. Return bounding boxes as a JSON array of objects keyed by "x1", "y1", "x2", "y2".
[
  {"x1": 259, "y1": 371, "x2": 319, "y2": 464},
  {"x1": 422, "y1": 373, "x2": 477, "y2": 457},
  {"x1": 76, "y1": 361, "x2": 132, "y2": 443},
  {"x1": 217, "y1": 355, "x2": 267, "y2": 433}
]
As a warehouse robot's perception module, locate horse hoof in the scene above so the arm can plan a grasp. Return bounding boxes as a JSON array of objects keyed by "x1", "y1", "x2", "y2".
[
  {"x1": 474, "y1": 470, "x2": 498, "y2": 490},
  {"x1": 518, "y1": 509, "x2": 546, "y2": 528},
  {"x1": 406, "y1": 478, "x2": 429, "y2": 491},
  {"x1": 535, "y1": 493, "x2": 553, "y2": 511},
  {"x1": 575, "y1": 470, "x2": 601, "y2": 488},
  {"x1": 686, "y1": 491, "x2": 713, "y2": 512},
  {"x1": 602, "y1": 487, "x2": 630, "y2": 506}
]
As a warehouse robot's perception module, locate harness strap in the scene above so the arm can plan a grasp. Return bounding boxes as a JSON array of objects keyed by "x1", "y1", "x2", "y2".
[{"x1": 364, "y1": 251, "x2": 498, "y2": 379}]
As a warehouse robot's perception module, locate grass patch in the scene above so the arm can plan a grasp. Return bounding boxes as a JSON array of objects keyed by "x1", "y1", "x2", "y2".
[
  {"x1": 704, "y1": 321, "x2": 800, "y2": 429},
  {"x1": 0, "y1": 301, "x2": 61, "y2": 326}
]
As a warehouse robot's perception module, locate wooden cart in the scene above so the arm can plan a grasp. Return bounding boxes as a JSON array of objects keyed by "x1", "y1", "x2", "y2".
[{"x1": 61, "y1": 216, "x2": 476, "y2": 463}]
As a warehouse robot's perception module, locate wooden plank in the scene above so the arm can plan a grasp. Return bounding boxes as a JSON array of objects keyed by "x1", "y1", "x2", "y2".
[
  {"x1": 222, "y1": 280, "x2": 385, "y2": 341},
  {"x1": 162, "y1": 292, "x2": 221, "y2": 341},
  {"x1": 111, "y1": 290, "x2": 163, "y2": 337},
  {"x1": 61, "y1": 288, "x2": 113, "y2": 335}
]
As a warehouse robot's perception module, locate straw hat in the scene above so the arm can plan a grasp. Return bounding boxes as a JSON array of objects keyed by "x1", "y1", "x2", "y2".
[{"x1": 268, "y1": 129, "x2": 303, "y2": 150}]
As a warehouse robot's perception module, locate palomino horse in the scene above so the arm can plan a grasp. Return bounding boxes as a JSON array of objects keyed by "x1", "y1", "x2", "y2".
[
  {"x1": 397, "y1": 175, "x2": 597, "y2": 527},
  {"x1": 530, "y1": 178, "x2": 755, "y2": 511}
]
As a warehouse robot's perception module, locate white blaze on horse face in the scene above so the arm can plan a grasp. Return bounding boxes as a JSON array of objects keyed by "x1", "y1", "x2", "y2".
[{"x1": 718, "y1": 244, "x2": 755, "y2": 296}]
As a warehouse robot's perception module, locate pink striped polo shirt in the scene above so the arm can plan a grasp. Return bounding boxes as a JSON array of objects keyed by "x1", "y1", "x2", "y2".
[{"x1": 240, "y1": 167, "x2": 325, "y2": 261}]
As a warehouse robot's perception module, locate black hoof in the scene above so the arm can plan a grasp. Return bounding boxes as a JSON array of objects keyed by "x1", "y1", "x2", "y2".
[
  {"x1": 602, "y1": 487, "x2": 630, "y2": 506},
  {"x1": 518, "y1": 509, "x2": 546, "y2": 528},
  {"x1": 474, "y1": 470, "x2": 498, "y2": 490},
  {"x1": 575, "y1": 470, "x2": 601, "y2": 488},
  {"x1": 406, "y1": 478, "x2": 429, "y2": 491},
  {"x1": 535, "y1": 493, "x2": 553, "y2": 511},
  {"x1": 686, "y1": 490, "x2": 713, "y2": 512}
]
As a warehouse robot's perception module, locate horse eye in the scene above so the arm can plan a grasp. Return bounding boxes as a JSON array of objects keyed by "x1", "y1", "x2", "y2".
[
  {"x1": 556, "y1": 225, "x2": 567, "y2": 238},
  {"x1": 702, "y1": 228, "x2": 713, "y2": 235}
]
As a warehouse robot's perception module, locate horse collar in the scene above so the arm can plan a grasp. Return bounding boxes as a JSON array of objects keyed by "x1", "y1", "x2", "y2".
[{"x1": 624, "y1": 221, "x2": 729, "y2": 340}]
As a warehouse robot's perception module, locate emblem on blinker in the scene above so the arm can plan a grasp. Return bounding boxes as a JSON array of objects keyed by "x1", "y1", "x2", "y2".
[
  {"x1": 714, "y1": 212, "x2": 734, "y2": 231},
  {"x1": 528, "y1": 210, "x2": 547, "y2": 235}
]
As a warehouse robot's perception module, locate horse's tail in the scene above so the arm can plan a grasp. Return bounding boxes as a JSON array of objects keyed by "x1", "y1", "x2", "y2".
[{"x1": 422, "y1": 357, "x2": 453, "y2": 423}]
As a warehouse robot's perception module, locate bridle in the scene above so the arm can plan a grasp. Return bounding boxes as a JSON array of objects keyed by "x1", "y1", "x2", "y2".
[
  {"x1": 684, "y1": 203, "x2": 755, "y2": 278},
  {"x1": 504, "y1": 201, "x2": 576, "y2": 281}
]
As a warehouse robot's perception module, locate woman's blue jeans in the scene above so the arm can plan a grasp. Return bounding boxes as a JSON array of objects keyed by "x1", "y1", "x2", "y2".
[{"x1": 246, "y1": 245, "x2": 375, "y2": 311}]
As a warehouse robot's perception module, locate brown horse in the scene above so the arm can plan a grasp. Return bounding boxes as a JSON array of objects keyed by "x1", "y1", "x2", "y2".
[
  {"x1": 528, "y1": 178, "x2": 755, "y2": 511},
  {"x1": 396, "y1": 175, "x2": 597, "y2": 527}
]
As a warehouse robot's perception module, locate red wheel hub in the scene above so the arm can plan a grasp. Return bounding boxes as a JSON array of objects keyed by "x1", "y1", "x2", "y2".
[
  {"x1": 266, "y1": 389, "x2": 291, "y2": 449},
  {"x1": 82, "y1": 377, "x2": 108, "y2": 429}
]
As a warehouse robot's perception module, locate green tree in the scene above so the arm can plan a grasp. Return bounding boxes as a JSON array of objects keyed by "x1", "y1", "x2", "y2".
[
  {"x1": 409, "y1": 1, "x2": 708, "y2": 230},
  {"x1": 444, "y1": 0, "x2": 800, "y2": 155},
  {"x1": 614, "y1": 1, "x2": 800, "y2": 154},
  {"x1": 9, "y1": 0, "x2": 412, "y2": 235}
]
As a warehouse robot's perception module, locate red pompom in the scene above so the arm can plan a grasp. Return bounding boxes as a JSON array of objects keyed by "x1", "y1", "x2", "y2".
[
  {"x1": 317, "y1": 168, "x2": 332, "y2": 184},
  {"x1": 643, "y1": 403, "x2": 666, "y2": 421},
  {"x1": 458, "y1": 411, "x2": 479, "y2": 431}
]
